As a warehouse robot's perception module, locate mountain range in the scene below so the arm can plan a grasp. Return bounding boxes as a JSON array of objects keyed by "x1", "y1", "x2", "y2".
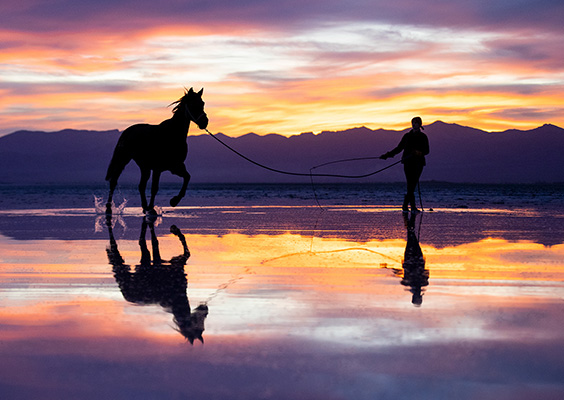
[{"x1": 0, "y1": 121, "x2": 563, "y2": 184}]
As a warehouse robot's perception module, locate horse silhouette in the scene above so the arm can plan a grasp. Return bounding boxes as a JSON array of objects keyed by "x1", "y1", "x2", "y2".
[
  {"x1": 105, "y1": 88, "x2": 209, "y2": 215},
  {"x1": 106, "y1": 216, "x2": 208, "y2": 343}
]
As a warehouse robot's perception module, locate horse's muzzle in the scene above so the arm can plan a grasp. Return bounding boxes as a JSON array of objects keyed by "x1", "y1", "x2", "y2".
[{"x1": 197, "y1": 115, "x2": 209, "y2": 130}]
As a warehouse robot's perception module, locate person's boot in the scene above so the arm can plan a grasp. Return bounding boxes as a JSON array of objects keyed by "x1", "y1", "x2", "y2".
[
  {"x1": 410, "y1": 194, "x2": 420, "y2": 213},
  {"x1": 402, "y1": 195, "x2": 409, "y2": 213}
]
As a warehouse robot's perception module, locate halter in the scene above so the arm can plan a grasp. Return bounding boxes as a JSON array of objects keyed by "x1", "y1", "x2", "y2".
[{"x1": 184, "y1": 102, "x2": 206, "y2": 124}]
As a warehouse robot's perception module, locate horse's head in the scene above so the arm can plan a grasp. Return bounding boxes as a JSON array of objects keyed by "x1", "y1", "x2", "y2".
[
  {"x1": 180, "y1": 87, "x2": 209, "y2": 130},
  {"x1": 174, "y1": 303, "x2": 209, "y2": 344}
]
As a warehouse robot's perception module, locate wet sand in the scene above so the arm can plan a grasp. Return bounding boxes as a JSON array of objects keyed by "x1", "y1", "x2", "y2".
[{"x1": 1, "y1": 205, "x2": 563, "y2": 399}]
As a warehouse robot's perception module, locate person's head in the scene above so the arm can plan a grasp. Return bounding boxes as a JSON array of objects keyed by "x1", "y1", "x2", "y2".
[{"x1": 411, "y1": 116, "x2": 423, "y2": 131}]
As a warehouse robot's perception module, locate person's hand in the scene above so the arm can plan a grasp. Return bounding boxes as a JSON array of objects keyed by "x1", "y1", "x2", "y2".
[{"x1": 380, "y1": 152, "x2": 391, "y2": 160}]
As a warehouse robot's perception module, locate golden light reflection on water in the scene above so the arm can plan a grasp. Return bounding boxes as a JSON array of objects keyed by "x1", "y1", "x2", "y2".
[
  {"x1": 426, "y1": 239, "x2": 564, "y2": 282},
  {"x1": 2, "y1": 232, "x2": 562, "y2": 288},
  {"x1": 1, "y1": 223, "x2": 563, "y2": 342}
]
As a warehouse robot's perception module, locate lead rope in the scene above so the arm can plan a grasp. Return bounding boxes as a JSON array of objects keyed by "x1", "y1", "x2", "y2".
[
  {"x1": 197, "y1": 127, "x2": 418, "y2": 305},
  {"x1": 203, "y1": 128, "x2": 403, "y2": 179}
]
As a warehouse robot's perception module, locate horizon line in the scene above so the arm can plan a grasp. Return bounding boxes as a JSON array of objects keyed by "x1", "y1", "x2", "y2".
[{"x1": 1, "y1": 120, "x2": 562, "y2": 140}]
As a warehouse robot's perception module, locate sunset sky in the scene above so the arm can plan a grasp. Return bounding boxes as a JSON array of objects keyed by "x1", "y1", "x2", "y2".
[{"x1": 1, "y1": 1, "x2": 563, "y2": 137}]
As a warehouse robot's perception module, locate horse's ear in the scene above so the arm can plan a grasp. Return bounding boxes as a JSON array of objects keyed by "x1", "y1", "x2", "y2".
[
  {"x1": 188, "y1": 87, "x2": 194, "y2": 94},
  {"x1": 198, "y1": 88, "x2": 204, "y2": 96}
]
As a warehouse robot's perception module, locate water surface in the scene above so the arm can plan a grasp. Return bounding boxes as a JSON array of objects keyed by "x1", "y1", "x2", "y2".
[{"x1": 1, "y1": 184, "x2": 563, "y2": 399}]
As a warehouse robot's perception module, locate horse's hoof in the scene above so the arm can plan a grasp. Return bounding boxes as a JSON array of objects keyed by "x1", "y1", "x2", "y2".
[
  {"x1": 170, "y1": 196, "x2": 181, "y2": 207},
  {"x1": 145, "y1": 208, "x2": 158, "y2": 216}
]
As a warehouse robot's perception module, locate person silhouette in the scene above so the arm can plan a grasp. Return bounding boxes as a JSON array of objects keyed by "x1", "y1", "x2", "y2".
[
  {"x1": 380, "y1": 117, "x2": 429, "y2": 213},
  {"x1": 400, "y1": 212, "x2": 429, "y2": 306}
]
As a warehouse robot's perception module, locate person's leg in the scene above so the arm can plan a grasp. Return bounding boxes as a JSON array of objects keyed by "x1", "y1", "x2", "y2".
[
  {"x1": 403, "y1": 164, "x2": 414, "y2": 212},
  {"x1": 405, "y1": 163, "x2": 424, "y2": 211},
  {"x1": 402, "y1": 194, "x2": 410, "y2": 212}
]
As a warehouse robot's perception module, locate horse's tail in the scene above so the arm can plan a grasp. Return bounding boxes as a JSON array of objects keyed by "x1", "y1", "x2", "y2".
[{"x1": 105, "y1": 136, "x2": 132, "y2": 182}]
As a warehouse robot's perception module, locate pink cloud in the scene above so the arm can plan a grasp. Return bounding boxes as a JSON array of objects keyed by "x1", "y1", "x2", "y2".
[
  {"x1": 2, "y1": 1, "x2": 564, "y2": 34},
  {"x1": 1, "y1": 1, "x2": 564, "y2": 135}
]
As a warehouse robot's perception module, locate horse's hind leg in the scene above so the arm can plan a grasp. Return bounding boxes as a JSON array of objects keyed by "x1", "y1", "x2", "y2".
[
  {"x1": 148, "y1": 170, "x2": 161, "y2": 214},
  {"x1": 105, "y1": 138, "x2": 133, "y2": 214},
  {"x1": 138, "y1": 168, "x2": 151, "y2": 213},
  {"x1": 106, "y1": 178, "x2": 118, "y2": 214},
  {"x1": 170, "y1": 164, "x2": 190, "y2": 207}
]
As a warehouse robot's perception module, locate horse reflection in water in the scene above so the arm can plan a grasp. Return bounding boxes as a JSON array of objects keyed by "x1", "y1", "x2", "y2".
[
  {"x1": 400, "y1": 213, "x2": 429, "y2": 306},
  {"x1": 106, "y1": 217, "x2": 208, "y2": 343}
]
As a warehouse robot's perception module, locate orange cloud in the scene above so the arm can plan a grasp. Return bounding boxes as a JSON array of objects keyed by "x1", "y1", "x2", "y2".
[{"x1": 1, "y1": 6, "x2": 564, "y2": 136}]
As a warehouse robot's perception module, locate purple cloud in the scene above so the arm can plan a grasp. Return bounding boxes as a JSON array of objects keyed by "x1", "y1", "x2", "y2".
[
  {"x1": 1, "y1": 0, "x2": 563, "y2": 134},
  {"x1": 2, "y1": 1, "x2": 564, "y2": 34}
]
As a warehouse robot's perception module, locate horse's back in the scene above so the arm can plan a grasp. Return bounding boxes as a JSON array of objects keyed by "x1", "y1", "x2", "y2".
[
  {"x1": 114, "y1": 123, "x2": 161, "y2": 157},
  {"x1": 117, "y1": 264, "x2": 188, "y2": 305},
  {"x1": 113, "y1": 119, "x2": 188, "y2": 173},
  {"x1": 119, "y1": 123, "x2": 157, "y2": 142}
]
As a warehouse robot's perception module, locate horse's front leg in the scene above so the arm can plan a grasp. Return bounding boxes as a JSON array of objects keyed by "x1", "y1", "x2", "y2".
[
  {"x1": 138, "y1": 168, "x2": 151, "y2": 213},
  {"x1": 170, "y1": 164, "x2": 190, "y2": 207},
  {"x1": 148, "y1": 170, "x2": 161, "y2": 214}
]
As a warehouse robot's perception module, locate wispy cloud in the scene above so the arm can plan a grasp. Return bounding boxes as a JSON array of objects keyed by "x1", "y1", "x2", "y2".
[{"x1": 1, "y1": 1, "x2": 563, "y2": 136}]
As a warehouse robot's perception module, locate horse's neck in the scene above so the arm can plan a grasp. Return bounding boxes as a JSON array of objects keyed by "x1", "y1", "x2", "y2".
[
  {"x1": 170, "y1": 293, "x2": 191, "y2": 321},
  {"x1": 158, "y1": 114, "x2": 190, "y2": 138},
  {"x1": 169, "y1": 112, "x2": 191, "y2": 134}
]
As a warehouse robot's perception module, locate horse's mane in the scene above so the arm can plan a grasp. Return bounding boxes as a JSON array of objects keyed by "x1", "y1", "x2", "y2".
[
  {"x1": 169, "y1": 87, "x2": 193, "y2": 115},
  {"x1": 169, "y1": 96, "x2": 185, "y2": 115}
]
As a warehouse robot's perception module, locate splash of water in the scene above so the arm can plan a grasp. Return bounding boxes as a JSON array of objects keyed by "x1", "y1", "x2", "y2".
[
  {"x1": 94, "y1": 214, "x2": 127, "y2": 233},
  {"x1": 93, "y1": 195, "x2": 105, "y2": 214},
  {"x1": 93, "y1": 195, "x2": 128, "y2": 215}
]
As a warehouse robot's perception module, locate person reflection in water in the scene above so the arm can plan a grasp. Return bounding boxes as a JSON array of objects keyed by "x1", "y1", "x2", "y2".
[
  {"x1": 380, "y1": 116, "x2": 429, "y2": 213},
  {"x1": 401, "y1": 213, "x2": 429, "y2": 306},
  {"x1": 106, "y1": 216, "x2": 208, "y2": 344}
]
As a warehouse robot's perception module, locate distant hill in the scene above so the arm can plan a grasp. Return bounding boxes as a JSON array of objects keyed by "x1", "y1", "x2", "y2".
[{"x1": 0, "y1": 122, "x2": 563, "y2": 184}]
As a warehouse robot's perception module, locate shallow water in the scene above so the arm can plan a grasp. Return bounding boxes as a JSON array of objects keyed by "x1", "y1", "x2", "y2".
[
  {"x1": 1, "y1": 185, "x2": 564, "y2": 399},
  {"x1": 1, "y1": 182, "x2": 563, "y2": 210}
]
